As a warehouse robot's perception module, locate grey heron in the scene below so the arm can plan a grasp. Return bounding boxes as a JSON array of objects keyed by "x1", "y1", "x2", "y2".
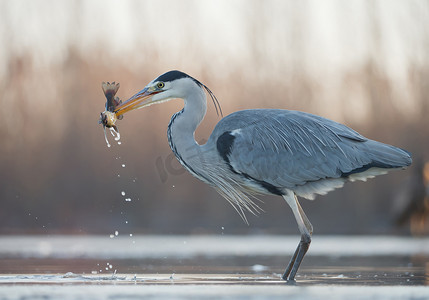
[{"x1": 113, "y1": 70, "x2": 412, "y2": 281}]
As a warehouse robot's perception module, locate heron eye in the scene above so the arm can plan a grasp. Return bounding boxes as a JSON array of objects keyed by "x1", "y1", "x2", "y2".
[{"x1": 156, "y1": 82, "x2": 165, "y2": 89}]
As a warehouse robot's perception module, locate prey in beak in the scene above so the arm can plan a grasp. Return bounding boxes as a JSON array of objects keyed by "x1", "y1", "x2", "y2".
[
  {"x1": 99, "y1": 82, "x2": 123, "y2": 130},
  {"x1": 99, "y1": 82, "x2": 123, "y2": 147},
  {"x1": 99, "y1": 83, "x2": 161, "y2": 147}
]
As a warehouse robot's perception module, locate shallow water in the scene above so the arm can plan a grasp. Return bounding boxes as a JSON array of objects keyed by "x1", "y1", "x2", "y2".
[
  {"x1": 1, "y1": 255, "x2": 427, "y2": 285},
  {"x1": 0, "y1": 235, "x2": 428, "y2": 299}
]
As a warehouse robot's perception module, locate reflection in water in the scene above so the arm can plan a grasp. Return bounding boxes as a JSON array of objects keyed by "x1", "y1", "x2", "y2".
[
  {"x1": 0, "y1": 235, "x2": 428, "y2": 291},
  {"x1": 0, "y1": 255, "x2": 427, "y2": 286}
]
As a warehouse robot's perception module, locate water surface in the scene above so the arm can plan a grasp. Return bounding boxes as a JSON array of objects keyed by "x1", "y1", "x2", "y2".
[{"x1": 0, "y1": 235, "x2": 428, "y2": 299}]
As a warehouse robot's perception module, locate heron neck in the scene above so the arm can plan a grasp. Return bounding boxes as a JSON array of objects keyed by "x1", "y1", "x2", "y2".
[{"x1": 167, "y1": 89, "x2": 207, "y2": 160}]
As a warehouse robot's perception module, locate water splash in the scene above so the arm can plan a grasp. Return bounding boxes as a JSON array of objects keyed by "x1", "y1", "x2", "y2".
[
  {"x1": 110, "y1": 127, "x2": 121, "y2": 142},
  {"x1": 103, "y1": 126, "x2": 121, "y2": 148},
  {"x1": 103, "y1": 127, "x2": 111, "y2": 148}
]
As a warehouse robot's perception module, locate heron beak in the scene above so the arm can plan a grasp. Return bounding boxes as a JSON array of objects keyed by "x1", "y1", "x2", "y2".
[{"x1": 114, "y1": 87, "x2": 160, "y2": 117}]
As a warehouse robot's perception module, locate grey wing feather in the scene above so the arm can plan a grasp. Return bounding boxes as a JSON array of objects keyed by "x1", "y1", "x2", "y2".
[{"x1": 212, "y1": 109, "x2": 411, "y2": 199}]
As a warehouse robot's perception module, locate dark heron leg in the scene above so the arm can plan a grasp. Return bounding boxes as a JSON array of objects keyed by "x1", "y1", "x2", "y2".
[
  {"x1": 282, "y1": 191, "x2": 313, "y2": 281},
  {"x1": 282, "y1": 233, "x2": 311, "y2": 280}
]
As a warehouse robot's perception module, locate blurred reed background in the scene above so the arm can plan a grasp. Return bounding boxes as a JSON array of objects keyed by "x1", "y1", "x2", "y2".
[{"x1": 0, "y1": 0, "x2": 428, "y2": 235}]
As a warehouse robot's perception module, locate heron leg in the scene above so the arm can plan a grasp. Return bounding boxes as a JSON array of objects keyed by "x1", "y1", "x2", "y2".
[
  {"x1": 282, "y1": 191, "x2": 313, "y2": 281},
  {"x1": 296, "y1": 197, "x2": 313, "y2": 235},
  {"x1": 282, "y1": 232, "x2": 311, "y2": 281}
]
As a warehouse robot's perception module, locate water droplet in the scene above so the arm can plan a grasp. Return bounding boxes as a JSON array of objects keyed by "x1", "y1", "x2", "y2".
[
  {"x1": 129, "y1": 234, "x2": 133, "y2": 237},
  {"x1": 125, "y1": 198, "x2": 132, "y2": 202},
  {"x1": 115, "y1": 231, "x2": 119, "y2": 236},
  {"x1": 221, "y1": 227, "x2": 225, "y2": 230},
  {"x1": 109, "y1": 234, "x2": 114, "y2": 238},
  {"x1": 121, "y1": 191, "x2": 126, "y2": 196},
  {"x1": 103, "y1": 127, "x2": 111, "y2": 148},
  {"x1": 122, "y1": 164, "x2": 125, "y2": 168},
  {"x1": 113, "y1": 130, "x2": 121, "y2": 141}
]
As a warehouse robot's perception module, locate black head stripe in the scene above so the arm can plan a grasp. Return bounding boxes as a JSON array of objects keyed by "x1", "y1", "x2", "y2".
[{"x1": 155, "y1": 70, "x2": 191, "y2": 83}]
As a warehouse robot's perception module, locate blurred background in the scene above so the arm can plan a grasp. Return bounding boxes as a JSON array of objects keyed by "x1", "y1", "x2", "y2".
[{"x1": 0, "y1": 0, "x2": 428, "y2": 236}]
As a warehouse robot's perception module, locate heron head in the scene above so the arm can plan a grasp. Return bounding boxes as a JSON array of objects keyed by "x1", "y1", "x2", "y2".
[
  {"x1": 114, "y1": 70, "x2": 222, "y2": 117},
  {"x1": 114, "y1": 71, "x2": 195, "y2": 117}
]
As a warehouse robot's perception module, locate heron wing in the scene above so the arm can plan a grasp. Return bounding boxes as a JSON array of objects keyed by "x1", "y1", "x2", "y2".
[{"x1": 213, "y1": 109, "x2": 410, "y2": 199}]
